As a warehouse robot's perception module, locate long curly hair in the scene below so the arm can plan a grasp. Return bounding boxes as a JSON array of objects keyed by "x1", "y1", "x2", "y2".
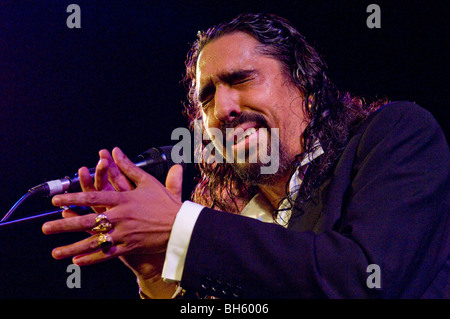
[{"x1": 183, "y1": 13, "x2": 388, "y2": 216}]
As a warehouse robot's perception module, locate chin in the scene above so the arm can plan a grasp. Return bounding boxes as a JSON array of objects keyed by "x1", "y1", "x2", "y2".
[{"x1": 232, "y1": 161, "x2": 290, "y2": 186}]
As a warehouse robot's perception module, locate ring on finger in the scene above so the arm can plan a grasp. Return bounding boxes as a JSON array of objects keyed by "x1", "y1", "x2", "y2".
[
  {"x1": 91, "y1": 213, "x2": 113, "y2": 233},
  {"x1": 97, "y1": 233, "x2": 114, "y2": 252}
]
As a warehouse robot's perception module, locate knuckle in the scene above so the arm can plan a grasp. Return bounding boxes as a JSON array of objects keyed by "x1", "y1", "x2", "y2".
[
  {"x1": 84, "y1": 192, "x2": 98, "y2": 205},
  {"x1": 113, "y1": 191, "x2": 126, "y2": 204},
  {"x1": 123, "y1": 236, "x2": 139, "y2": 252},
  {"x1": 81, "y1": 215, "x2": 95, "y2": 229},
  {"x1": 89, "y1": 237, "x2": 99, "y2": 249}
]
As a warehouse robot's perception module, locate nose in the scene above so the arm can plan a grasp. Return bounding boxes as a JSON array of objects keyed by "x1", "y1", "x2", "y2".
[{"x1": 213, "y1": 85, "x2": 241, "y2": 124}]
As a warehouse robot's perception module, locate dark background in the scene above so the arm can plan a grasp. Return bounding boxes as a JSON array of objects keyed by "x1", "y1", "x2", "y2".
[{"x1": 0, "y1": 0, "x2": 448, "y2": 298}]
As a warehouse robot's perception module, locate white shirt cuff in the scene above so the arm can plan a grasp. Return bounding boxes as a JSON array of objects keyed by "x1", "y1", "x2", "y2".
[{"x1": 161, "y1": 201, "x2": 204, "y2": 283}]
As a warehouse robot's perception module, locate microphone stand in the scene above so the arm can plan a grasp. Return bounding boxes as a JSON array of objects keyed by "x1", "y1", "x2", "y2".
[
  {"x1": 0, "y1": 145, "x2": 182, "y2": 225},
  {"x1": 0, "y1": 206, "x2": 91, "y2": 229}
]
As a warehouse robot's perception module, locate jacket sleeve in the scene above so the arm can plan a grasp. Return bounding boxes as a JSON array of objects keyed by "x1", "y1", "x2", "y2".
[{"x1": 180, "y1": 102, "x2": 450, "y2": 298}]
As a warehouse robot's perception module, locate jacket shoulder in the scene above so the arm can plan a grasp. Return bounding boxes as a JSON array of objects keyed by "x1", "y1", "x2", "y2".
[
  {"x1": 350, "y1": 101, "x2": 444, "y2": 155},
  {"x1": 362, "y1": 101, "x2": 439, "y2": 132}
]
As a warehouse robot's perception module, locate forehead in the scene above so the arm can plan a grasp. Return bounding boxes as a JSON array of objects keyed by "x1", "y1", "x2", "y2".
[{"x1": 195, "y1": 32, "x2": 265, "y2": 83}]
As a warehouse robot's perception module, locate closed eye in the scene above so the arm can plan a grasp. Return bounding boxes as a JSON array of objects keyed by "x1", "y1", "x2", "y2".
[
  {"x1": 197, "y1": 84, "x2": 215, "y2": 109},
  {"x1": 222, "y1": 70, "x2": 256, "y2": 86},
  {"x1": 197, "y1": 69, "x2": 257, "y2": 109},
  {"x1": 232, "y1": 78, "x2": 251, "y2": 85},
  {"x1": 200, "y1": 98, "x2": 212, "y2": 110}
]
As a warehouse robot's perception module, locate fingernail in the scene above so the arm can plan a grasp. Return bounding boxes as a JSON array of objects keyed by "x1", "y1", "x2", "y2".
[
  {"x1": 42, "y1": 223, "x2": 50, "y2": 233},
  {"x1": 52, "y1": 196, "x2": 61, "y2": 206},
  {"x1": 115, "y1": 147, "x2": 123, "y2": 156},
  {"x1": 52, "y1": 249, "x2": 61, "y2": 258},
  {"x1": 73, "y1": 256, "x2": 82, "y2": 266},
  {"x1": 96, "y1": 159, "x2": 104, "y2": 171}
]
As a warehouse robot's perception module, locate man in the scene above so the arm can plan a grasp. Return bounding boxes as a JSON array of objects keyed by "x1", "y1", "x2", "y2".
[{"x1": 42, "y1": 13, "x2": 449, "y2": 298}]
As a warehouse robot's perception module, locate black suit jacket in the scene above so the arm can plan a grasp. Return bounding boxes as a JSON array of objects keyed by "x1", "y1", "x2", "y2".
[{"x1": 180, "y1": 102, "x2": 450, "y2": 298}]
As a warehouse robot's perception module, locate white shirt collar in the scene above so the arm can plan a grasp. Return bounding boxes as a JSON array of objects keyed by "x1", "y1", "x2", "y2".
[{"x1": 240, "y1": 142, "x2": 324, "y2": 227}]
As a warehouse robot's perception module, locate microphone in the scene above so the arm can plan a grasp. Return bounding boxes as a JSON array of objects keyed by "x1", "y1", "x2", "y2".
[
  {"x1": 28, "y1": 145, "x2": 184, "y2": 197},
  {"x1": 1, "y1": 145, "x2": 185, "y2": 223}
]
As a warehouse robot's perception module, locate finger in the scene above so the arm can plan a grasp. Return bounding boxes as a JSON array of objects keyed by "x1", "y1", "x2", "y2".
[
  {"x1": 112, "y1": 147, "x2": 153, "y2": 186},
  {"x1": 52, "y1": 190, "x2": 122, "y2": 208},
  {"x1": 51, "y1": 235, "x2": 101, "y2": 260},
  {"x1": 61, "y1": 209, "x2": 99, "y2": 236},
  {"x1": 79, "y1": 166, "x2": 106, "y2": 214},
  {"x1": 79, "y1": 166, "x2": 95, "y2": 192},
  {"x1": 72, "y1": 244, "x2": 126, "y2": 266},
  {"x1": 52, "y1": 233, "x2": 124, "y2": 263},
  {"x1": 42, "y1": 213, "x2": 98, "y2": 234},
  {"x1": 94, "y1": 158, "x2": 111, "y2": 191},
  {"x1": 62, "y1": 208, "x2": 80, "y2": 219},
  {"x1": 165, "y1": 164, "x2": 183, "y2": 202},
  {"x1": 98, "y1": 149, "x2": 132, "y2": 191}
]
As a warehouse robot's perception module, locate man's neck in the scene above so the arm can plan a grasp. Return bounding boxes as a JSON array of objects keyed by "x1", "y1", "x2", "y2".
[{"x1": 258, "y1": 174, "x2": 291, "y2": 209}]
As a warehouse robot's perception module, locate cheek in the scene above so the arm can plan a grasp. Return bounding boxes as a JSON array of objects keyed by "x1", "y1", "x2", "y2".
[
  {"x1": 281, "y1": 117, "x2": 306, "y2": 155},
  {"x1": 202, "y1": 117, "x2": 226, "y2": 154},
  {"x1": 274, "y1": 107, "x2": 307, "y2": 155},
  {"x1": 202, "y1": 109, "x2": 218, "y2": 130},
  {"x1": 201, "y1": 116, "x2": 213, "y2": 140}
]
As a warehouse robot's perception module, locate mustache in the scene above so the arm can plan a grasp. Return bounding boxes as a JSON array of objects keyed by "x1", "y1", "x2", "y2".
[{"x1": 220, "y1": 112, "x2": 269, "y2": 134}]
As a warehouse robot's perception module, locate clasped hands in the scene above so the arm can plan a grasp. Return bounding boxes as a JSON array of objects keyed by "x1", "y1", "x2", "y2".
[{"x1": 42, "y1": 147, "x2": 183, "y2": 285}]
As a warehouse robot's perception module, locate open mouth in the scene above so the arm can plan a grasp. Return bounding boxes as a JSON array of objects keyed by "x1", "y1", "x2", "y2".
[
  {"x1": 235, "y1": 127, "x2": 259, "y2": 145},
  {"x1": 224, "y1": 121, "x2": 263, "y2": 148}
]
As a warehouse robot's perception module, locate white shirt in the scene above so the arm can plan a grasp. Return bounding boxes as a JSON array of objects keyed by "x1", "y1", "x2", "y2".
[{"x1": 162, "y1": 144, "x2": 324, "y2": 283}]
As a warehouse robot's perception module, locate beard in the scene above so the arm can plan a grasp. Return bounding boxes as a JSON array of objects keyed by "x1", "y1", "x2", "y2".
[
  {"x1": 230, "y1": 141, "x2": 292, "y2": 186},
  {"x1": 218, "y1": 112, "x2": 294, "y2": 186}
]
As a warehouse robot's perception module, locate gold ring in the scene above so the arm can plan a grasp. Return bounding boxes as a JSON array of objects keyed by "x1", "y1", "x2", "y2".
[
  {"x1": 97, "y1": 233, "x2": 114, "y2": 251},
  {"x1": 91, "y1": 213, "x2": 113, "y2": 233}
]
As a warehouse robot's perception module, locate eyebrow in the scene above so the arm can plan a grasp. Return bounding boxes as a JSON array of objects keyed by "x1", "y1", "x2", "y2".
[
  {"x1": 197, "y1": 69, "x2": 257, "y2": 104},
  {"x1": 219, "y1": 69, "x2": 256, "y2": 84}
]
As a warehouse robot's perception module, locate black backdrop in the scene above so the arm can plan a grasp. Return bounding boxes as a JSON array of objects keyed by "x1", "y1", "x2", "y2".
[{"x1": 0, "y1": 0, "x2": 448, "y2": 298}]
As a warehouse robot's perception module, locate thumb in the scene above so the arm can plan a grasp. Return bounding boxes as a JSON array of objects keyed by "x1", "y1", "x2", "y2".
[{"x1": 165, "y1": 164, "x2": 183, "y2": 202}]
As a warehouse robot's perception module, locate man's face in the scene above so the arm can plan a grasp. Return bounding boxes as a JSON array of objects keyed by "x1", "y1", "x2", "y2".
[{"x1": 195, "y1": 32, "x2": 308, "y2": 184}]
